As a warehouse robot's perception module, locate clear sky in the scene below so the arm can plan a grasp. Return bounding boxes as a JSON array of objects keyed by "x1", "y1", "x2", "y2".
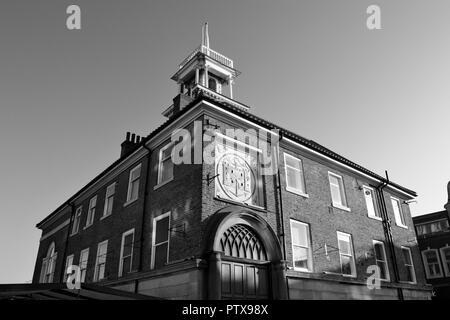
[{"x1": 0, "y1": 0, "x2": 449, "y2": 283}]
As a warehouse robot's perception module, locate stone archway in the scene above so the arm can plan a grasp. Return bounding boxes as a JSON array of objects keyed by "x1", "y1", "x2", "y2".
[
  {"x1": 203, "y1": 206, "x2": 287, "y2": 300},
  {"x1": 220, "y1": 224, "x2": 269, "y2": 299}
]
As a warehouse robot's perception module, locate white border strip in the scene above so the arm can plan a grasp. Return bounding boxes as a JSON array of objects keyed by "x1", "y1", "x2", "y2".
[{"x1": 40, "y1": 219, "x2": 70, "y2": 242}]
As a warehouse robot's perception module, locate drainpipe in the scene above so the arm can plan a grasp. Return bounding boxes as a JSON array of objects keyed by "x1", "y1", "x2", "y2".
[
  {"x1": 276, "y1": 133, "x2": 287, "y2": 261},
  {"x1": 376, "y1": 171, "x2": 403, "y2": 300},
  {"x1": 275, "y1": 132, "x2": 290, "y2": 299},
  {"x1": 136, "y1": 144, "x2": 152, "y2": 293},
  {"x1": 60, "y1": 201, "x2": 75, "y2": 283}
]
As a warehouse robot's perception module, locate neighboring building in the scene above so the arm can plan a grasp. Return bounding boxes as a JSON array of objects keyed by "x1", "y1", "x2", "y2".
[
  {"x1": 32, "y1": 23, "x2": 432, "y2": 300},
  {"x1": 413, "y1": 183, "x2": 450, "y2": 299}
]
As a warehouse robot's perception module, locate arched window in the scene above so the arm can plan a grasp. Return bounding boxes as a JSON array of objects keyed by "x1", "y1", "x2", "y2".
[
  {"x1": 40, "y1": 242, "x2": 57, "y2": 283},
  {"x1": 208, "y1": 78, "x2": 217, "y2": 92},
  {"x1": 220, "y1": 224, "x2": 267, "y2": 261}
]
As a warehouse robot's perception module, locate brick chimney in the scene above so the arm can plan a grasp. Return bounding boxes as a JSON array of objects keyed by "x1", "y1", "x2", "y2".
[{"x1": 120, "y1": 132, "x2": 142, "y2": 157}]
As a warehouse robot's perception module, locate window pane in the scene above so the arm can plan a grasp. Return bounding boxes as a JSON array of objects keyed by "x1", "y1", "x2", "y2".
[
  {"x1": 154, "y1": 243, "x2": 168, "y2": 269},
  {"x1": 209, "y1": 78, "x2": 217, "y2": 91},
  {"x1": 402, "y1": 248, "x2": 412, "y2": 265},
  {"x1": 123, "y1": 234, "x2": 133, "y2": 257},
  {"x1": 106, "y1": 197, "x2": 114, "y2": 215},
  {"x1": 331, "y1": 183, "x2": 342, "y2": 205},
  {"x1": 97, "y1": 264, "x2": 105, "y2": 280},
  {"x1": 338, "y1": 238, "x2": 351, "y2": 255},
  {"x1": 162, "y1": 145, "x2": 173, "y2": 159},
  {"x1": 161, "y1": 158, "x2": 174, "y2": 182},
  {"x1": 285, "y1": 156, "x2": 301, "y2": 170},
  {"x1": 392, "y1": 199, "x2": 405, "y2": 225},
  {"x1": 131, "y1": 166, "x2": 141, "y2": 180},
  {"x1": 80, "y1": 269, "x2": 86, "y2": 283},
  {"x1": 130, "y1": 180, "x2": 139, "y2": 200},
  {"x1": 364, "y1": 188, "x2": 378, "y2": 217},
  {"x1": 155, "y1": 217, "x2": 170, "y2": 244},
  {"x1": 122, "y1": 256, "x2": 131, "y2": 275},
  {"x1": 341, "y1": 256, "x2": 352, "y2": 275},
  {"x1": 374, "y1": 243, "x2": 382, "y2": 259},
  {"x1": 80, "y1": 254, "x2": 88, "y2": 268},
  {"x1": 406, "y1": 266, "x2": 413, "y2": 282},
  {"x1": 416, "y1": 225, "x2": 423, "y2": 235},
  {"x1": 106, "y1": 183, "x2": 115, "y2": 197},
  {"x1": 90, "y1": 196, "x2": 97, "y2": 208},
  {"x1": 329, "y1": 175, "x2": 339, "y2": 186},
  {"x1": 67, "y1": 256, "x2": 73, "y2": 270},
  {"x1": 443, "y1": 248, "x2": 450, "y2": 272},
  {"x1": 98, "y1": 243, "x2": 107, "y2": 262},
  {"x1": 425, "y1": 251, "x2": 438, "y2": 263},
  {"x1": 291, "y1": 223, "x2": 308, "y2": 247},
  {"x1": 377, "y1": 261, "x2": 387, "y2": 279},
  {"x1": 431, "y1": 223, "x2": 439, "y2": 232},
  {"x1": 287, "y1": 167, "x2": 303, "y2": 192},
  {"x1": 443, "y1": 248, "x2": 450, "y2": 260},
  {"x1": 293, "y1": 246, "x2": 309, "y2": 270}
]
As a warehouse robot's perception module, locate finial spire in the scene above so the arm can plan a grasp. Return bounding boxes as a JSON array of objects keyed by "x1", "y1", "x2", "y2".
[{"x1": 201, "y1": 22, "x2": 210, "y2": 48}]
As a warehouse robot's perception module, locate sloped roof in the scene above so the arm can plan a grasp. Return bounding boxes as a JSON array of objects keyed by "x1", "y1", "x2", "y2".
[{"x1": 0, "y1": 283, "x2": 160, "y2": 300}]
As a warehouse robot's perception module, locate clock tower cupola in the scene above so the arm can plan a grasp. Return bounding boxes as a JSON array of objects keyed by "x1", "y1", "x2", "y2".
[{"x1": 164, "y1": 23, "x2": 244, "y2": 118}]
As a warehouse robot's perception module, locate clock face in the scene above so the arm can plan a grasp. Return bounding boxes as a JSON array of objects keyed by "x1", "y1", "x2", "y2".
[{"x1": 215, "y1": 143, "x2": 257, "y2": 204}]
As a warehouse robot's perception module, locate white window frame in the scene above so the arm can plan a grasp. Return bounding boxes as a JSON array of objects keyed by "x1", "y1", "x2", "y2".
[
  {"x1": 440, "y1": 246, "x2": 450, "y2": 277},
  {"x1": 102, "y1": 182, "x2": 116, "y2": 218},
  {"x1": 391, "y1": 197, "x2": 407, "y2": 228},
  {"x1": 337, "y1": 231, "x2": 356, "y2": 277},
  {"x1": 363, "y1": 186, "x2": 381, "y2": 220},
  {"x1": 93, "y1": 240, "x2": 108, "y2": 282},
  {"x1": 328, "y1": 172, "x2": 350, "y2": 211},
  {"x1": 71, "y1": 206, "x2": 82, "y2": 235},
  {"x1": 85, "y1": 195, "x2": 97, "y2": 228},
  {"x1": 151, "y1": 212, "x2": 171, "y2": 269},
  {"x1": 422, "y1": 248, "x2": 443, "y2": 279},
  {"x1": 126, "y1": 164, "x2": 141, "y2": 204},
  {"x1": 79, "y1": 248, "x2": 89, "y2": 283},
  {"x1": 290, "y1": 219, "x2": 313, "y2": 272},
  {"x1": 284, "y1": 153, "x2": 308, "y2": 197},
  {"x1": 401, "y1": 246, "x2": 416, "y2": 284},
  {"x1": 40, "y1": 243, "x2": 57, "y2": 283},
  {"x1": 156, "y1": 143, "x2": 174, "y2": 187},
  {"x1": 119, "y1": 229, "x2": 135, "y2": 277},
  {"x1": 63, "y1": 254, "x2": 74, "y2": 283},
  {"x1": 372, "y1": 240, "x2": 390, "y2": 281}
]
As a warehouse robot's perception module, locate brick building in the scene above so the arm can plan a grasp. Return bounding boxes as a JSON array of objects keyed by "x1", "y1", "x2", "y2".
[
  {"x1": 33, "y1": 23, "x2": 432, "y2": 300},
  {"x1": 412, "y1": 182, "x2": 450, "y2": 299}
]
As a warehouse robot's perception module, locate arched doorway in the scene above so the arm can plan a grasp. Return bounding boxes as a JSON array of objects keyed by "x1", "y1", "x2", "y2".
[
  {"x1": 204, "y1": 207, "x2": 287, "y2": 300},
  {"x1": 219, "y1": 224, "x2": 269, "y2": 299}
]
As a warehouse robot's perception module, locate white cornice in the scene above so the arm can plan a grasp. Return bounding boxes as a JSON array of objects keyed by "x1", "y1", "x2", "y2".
[{"x1": 40, "y1": 219, "x2": 70, "y2": 242}]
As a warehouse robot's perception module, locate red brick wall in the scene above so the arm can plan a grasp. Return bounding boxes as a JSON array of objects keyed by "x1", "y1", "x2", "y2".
[
  {"x1": 33, "y1": 108, "x2": 427, "y2": 292},
  {"x1": 199, "y1": 113, "x2": 427, "y2": 287}
]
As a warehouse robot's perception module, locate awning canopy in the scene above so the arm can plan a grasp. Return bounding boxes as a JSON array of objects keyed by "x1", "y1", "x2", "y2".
[{"x1": 0, "y1": 283, "x2": 161, "y2": 300}]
